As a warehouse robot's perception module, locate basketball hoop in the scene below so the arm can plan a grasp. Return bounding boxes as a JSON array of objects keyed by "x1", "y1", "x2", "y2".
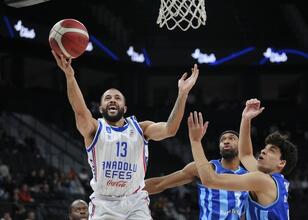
[
  {"x1": 4, "y1": 0, "x2": 50, "y2": 8},
  {"x1": 157, "y1": 0, "x2": 207, "y2": 31}
]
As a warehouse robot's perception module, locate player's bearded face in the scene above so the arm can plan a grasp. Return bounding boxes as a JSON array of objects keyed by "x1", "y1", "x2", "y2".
[
  {"x1": 220, "y1": 147, "x2": 238, "y2": 159},
  {"x1": 101, "y1": 105, "x2": 125, "y2": 122},
  {"x1": 219, "y1": 133, "x2": 239, "y2": 159}
]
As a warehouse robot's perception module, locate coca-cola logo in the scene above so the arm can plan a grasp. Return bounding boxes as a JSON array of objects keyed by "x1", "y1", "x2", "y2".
[{"x1": 107, "y1": 180, "x2": 127, "y2": 188}]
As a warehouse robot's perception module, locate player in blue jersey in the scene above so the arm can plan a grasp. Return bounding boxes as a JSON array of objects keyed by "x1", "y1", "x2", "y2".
[
  {"x1": 144, "y1": 130, "x2": 248, "y2": 220},
  {"x1": 188, "y1": 99, "x2": 298, "y2": 220}
]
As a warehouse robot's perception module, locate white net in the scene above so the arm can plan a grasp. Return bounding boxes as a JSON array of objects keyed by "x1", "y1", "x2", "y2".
[{"x1": 157, "y1": 0, "x2": 207, "y2": 31}]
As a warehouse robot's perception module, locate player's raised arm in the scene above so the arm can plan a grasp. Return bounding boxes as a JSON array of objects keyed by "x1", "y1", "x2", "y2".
[
  {"x1": 144, "y1": 162, "x2": 198, "y2": 194},
  {"x1": 238, "y1": 99, "x2": 265, "y2": 172},
  {"x1": 51, "y1": 51, "x2": 97, "y2": 140},
  {"x1": 188, "y1": 112, "x2": 273, "y2": 193},
  {"x1": 140, "y1": 64, "x2": 199, "y2": 141}
]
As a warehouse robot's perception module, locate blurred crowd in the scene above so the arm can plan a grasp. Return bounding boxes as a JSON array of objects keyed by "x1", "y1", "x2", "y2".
[{"x1": 0, "y1": 122, "x2": 90, "y2": 220}]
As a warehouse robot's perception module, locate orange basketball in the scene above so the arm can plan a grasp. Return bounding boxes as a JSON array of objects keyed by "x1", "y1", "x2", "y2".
[{"x1": 49, "y1": 19, "x2": 89, "y2": 59}]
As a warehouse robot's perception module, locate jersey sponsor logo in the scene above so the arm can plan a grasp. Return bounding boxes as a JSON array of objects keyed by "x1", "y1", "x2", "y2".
[
  {"x1": 107, "y1": 180, "x2": 127, "y2": 188},
  {"x1": 129, "y1": 128, "x2": 134, "y2": 137},
  {"x1": 221, "y1": 208, "x2": 241, "y2": 216},
  {"x1": 102, "y1": 160, "x2": 137, "y2": 180},
  {"x1": 106, "y1": 126, "x2": 112, "y2": 134}
]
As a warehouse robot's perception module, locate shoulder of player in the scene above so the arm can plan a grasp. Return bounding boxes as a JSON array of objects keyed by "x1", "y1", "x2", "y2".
[
  {"x1": 83, "y1": 118, "x2": 100, "y2": 148},
  {"x1": 246, "y1": 171, "x2": 277, "y2": 191},
  {"x1": 249, "y1": 172, "x2": 279, "y2": 204},
  {"x1": 91, "y1": 118, "x2": 100, "y2": 130},
  {"x1": 183, "y1": 162, "x2": 198, "y2": 176},
  {"x1": 82, "y1": 118, "x2": 99, "y2": 138}
]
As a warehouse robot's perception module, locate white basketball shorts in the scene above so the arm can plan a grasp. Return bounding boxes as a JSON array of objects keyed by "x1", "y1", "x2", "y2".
[{"x1": 89, "y1": 190, "x2": 152, "y2": 220}]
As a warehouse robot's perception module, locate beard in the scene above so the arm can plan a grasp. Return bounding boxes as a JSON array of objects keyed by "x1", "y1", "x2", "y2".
[
  {"x1": 101, "y1": 107, "x2": 125, "y2": 123},
  {"x1": 220, "y1": 149, "x2": 238, "y2": 160}
]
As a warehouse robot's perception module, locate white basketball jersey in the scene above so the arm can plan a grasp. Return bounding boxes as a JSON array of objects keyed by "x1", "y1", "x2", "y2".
[{"x1": 86, "y1": 116, "x2": 149, "y2": 197}]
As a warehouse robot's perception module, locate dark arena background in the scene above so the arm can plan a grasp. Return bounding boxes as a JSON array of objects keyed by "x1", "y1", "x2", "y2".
[{"x1": 0, "y1": 0, "x2": 307, "y2": 219}]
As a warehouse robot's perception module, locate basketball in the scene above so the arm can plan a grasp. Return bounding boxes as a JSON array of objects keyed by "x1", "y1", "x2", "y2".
[{"x1": 49, "y1": 19, "x2": 89, "y2": 59}]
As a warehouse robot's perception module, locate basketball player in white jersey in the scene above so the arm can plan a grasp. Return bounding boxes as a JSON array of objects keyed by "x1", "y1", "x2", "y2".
[{"x1": 52, "y1": 51, "x2": 199, "y2": 220}]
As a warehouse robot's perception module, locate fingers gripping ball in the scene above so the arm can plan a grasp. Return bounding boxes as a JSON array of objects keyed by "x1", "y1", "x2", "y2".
[{"x1": 49, "y1": 19, "x2": 89, "y2": 59}]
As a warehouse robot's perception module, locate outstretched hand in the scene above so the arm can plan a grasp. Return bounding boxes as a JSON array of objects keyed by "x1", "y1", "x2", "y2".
[
  {"x1": 188, "y1": 111, "x2": 209, "y2": 143},
  {"x1": 51, "y1": 50, "x2": 74, "y2": 77},
  {"x1": 178, "y1": 64, "x2": 199, "y2": 96},
  {"x1": 242, "y1": 98, "x2": 265, "y2": 120}
]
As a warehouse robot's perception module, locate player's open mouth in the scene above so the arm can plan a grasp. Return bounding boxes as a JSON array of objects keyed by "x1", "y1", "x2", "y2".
[
  {"x1": 223, "y1": 145, "x2": 231, "y2": 150},
  {"x1": 258, "y1": 156, "x2": 264, "y2": 160},
  {"x1": 108, "y1": 106, "x2": 118, "y2": 112}
]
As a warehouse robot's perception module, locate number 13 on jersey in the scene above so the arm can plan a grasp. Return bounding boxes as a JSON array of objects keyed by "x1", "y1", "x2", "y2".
[{"x1": 116, "y1": 141, "x2": 128, "y2": 157}]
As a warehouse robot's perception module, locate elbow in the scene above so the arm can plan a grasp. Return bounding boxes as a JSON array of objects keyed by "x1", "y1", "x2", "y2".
[
  {"x1": 156, "y1": 178, "x2": 167, "y2": 192},
  {"x1": 156, "y1": 184, "x2": 165, "y2": 193},
  {"x1": 166, "y1": 126, "x2": 177, "y2": 137},
  {"x1": 144, "y1": 178, "x2": 165, "y2": 194},
  {"x1": 200, "y1": 177, "x2": 215, "y2": 188},
  {"x1": 148, "y1": 185, "x2": 164, "y2": 195},
  {"x1": 168, "y1": 131, "x2": 177, "y2": 138},
  {"x1": 199, "y1": 172, "x2": 218, "y2": 188}
]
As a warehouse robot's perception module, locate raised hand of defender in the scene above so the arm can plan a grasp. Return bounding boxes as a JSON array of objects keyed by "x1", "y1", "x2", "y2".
[
  {"x1": 242, "y1": 98, "x2": 265, "y2": 120},
  {"x1": 178, "y1": 64, "x2": 199, "y2": 96},
  {"x1": 188, "y1": 111, "x2": 209, "y2": 142},
  {"x1": 51, "y1": 50, "x2": 74, "y2": 77}
]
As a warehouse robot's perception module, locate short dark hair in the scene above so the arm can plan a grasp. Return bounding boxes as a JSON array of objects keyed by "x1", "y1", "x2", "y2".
[
  {"x1": 219, "y1": 130, "x2": 239, "y2": 142},
  {"x1": 265, "y1": 131, "x2": 298, "y2": 175}
]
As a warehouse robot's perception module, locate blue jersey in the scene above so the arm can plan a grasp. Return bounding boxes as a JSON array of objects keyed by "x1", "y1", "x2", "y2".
[
  {"x1": 246, "y1": 173, "x2": 290, "y2": 220},
  {"x1": 197, "y1": 159, "x2": 248, "y2": 220}
]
